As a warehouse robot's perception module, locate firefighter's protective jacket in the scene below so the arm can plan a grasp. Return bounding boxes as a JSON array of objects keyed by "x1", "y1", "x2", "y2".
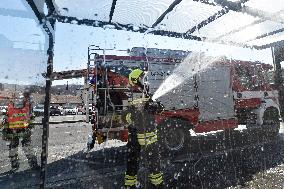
[
  {"x1": 7, "y1": 101, "x2": 30, "y2": 129},
  {"x1": 129, "y1": 99, "x2": 158, "y2": 145},
  {"x1": 1, "y1": 100, "x2": 33, "y2": 140}
]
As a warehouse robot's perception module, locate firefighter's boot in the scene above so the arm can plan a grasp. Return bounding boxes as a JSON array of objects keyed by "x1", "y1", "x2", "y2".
[
  {"x1": 9, "y1": 150, "x2": 19, "y2": 172},
  {"x1": 149, "y1": 183, "x2": 164, "y2": 189},
  {"x1": 87, "y1": 134, "x2": 95, "y2": 150},
  {"x1": 149, "y1": 172, "x2": 164, "y2": 188},
  {"x1": 28, "y1": 156, "x2": 40, "y2": 170},
  {"x1": 10, "y1": 155, "x2": 20, "y2": 171}
]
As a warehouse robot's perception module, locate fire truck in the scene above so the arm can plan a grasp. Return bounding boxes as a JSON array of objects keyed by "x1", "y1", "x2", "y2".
[{"x1": 87, "y1": 47, "x2": 280, "y2": 152}]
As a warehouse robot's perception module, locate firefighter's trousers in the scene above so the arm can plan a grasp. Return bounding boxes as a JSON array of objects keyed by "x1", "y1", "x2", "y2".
[
  {"x1": 8, "y1": 134, "x2": 38, "y2": 169},
  {"x1": 125, "y1": 126, "x2": 163, "y2": 188}
]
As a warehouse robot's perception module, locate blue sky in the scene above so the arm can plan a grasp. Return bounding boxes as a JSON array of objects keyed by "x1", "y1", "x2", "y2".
[{"x1": 0, "y1": 0, "x2": 276, "y2": 86}]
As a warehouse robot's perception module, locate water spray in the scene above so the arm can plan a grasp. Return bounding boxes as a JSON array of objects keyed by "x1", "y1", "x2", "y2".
[{"x1": 152, "y1": 52, "x2": 225, "y2": 100}]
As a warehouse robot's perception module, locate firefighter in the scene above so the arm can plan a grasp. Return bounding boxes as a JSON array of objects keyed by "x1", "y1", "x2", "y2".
[
  {"x1": 87, "y1": 68, "x2": 149, "y2": 150},
  {"x1": 124, "y1": 68, "x2": 164, "y2": 188},
  {"x1": 1, "y1": 91, "x2": 39, "y2": 171}
]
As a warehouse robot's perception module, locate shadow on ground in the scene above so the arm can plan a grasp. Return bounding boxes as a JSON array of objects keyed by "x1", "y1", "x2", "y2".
[{"x1": 1, "y1": 126, "x2": 284, "y2": 189}]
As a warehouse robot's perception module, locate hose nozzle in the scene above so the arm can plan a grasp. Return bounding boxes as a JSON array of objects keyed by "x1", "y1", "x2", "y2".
[{"x1": 144, "y1": 97, "x2": 164, "y2": 114}]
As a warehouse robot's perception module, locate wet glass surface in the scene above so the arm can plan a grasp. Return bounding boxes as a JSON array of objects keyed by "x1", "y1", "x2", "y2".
[
  {"x1": 1, "y1": 0, "x2": 284, "y2": 188},
  {"x1": 0, "y1": 1, "x2": 46, "y2": 188}
]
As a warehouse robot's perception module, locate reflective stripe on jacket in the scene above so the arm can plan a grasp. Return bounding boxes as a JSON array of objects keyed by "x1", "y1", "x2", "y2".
[
  {"x1": 7, "y1": 102, "x2": 30, "y2": 129},
  {"x1": 149, "y1": 172, "x2": 163, "y2": 186},
  {"x1": 137, "y1": 130, "x2": 158, "y2": 146}
]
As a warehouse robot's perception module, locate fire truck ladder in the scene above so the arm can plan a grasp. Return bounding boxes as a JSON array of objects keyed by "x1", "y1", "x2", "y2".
[
  {"x1": 88, "y1": 46, "x2": 135, "y2": 113},
  {"x1": 87, "y1": 46, "x2": 135, "y2": 140}
]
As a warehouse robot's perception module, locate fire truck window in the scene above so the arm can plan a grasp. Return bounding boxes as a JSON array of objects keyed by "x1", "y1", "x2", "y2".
[{"x1": 266, "y1": 70, "x2": 275, "y2": 84}]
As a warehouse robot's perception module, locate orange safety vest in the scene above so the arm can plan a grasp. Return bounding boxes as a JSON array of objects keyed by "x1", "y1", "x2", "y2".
[{"x1": 7, "y1": 101, "x2": 30, "y2": 129}]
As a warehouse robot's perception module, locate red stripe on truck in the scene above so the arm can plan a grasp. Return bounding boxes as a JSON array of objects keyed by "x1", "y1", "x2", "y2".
[
  {"x1": 195, "y1": 118, "x2": 238, "y2": 133},
  {"x1": 235, "y1": 98, "x2": 262, "y2": 109},
  {"x1": 155, "y1": 108, "x2": 200, "y2": 125}
]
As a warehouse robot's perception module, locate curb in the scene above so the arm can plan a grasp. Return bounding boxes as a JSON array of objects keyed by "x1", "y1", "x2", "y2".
[
  {"x1": 49, "y1": 120, "x2": 86, "y2": 124},
  {"x1": 33, "y1": 120, "x2": 86, "y2": 124}
]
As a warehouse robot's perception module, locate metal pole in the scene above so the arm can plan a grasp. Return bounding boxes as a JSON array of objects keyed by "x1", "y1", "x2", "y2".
[
  {"x1": 40, "y1": 32, "x2": 54, "y2": 188},
  {"x1": 273, "y1": 46, "x2": 284, "y2": 119},
  {"x1": 24, "y1": 1, "x2": 55, "y2": 188},
  {"x1": 86, "y1": 46, "x2": 90, "y2": 122},
  {"x1": 271, "y1": 47, "x2": 276, "y2": 70},
  {"x1": 85, "y1": 76, "x2": 89, "y2": 123}
]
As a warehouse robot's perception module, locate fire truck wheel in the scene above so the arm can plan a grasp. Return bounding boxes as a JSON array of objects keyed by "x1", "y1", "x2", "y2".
[
  {"x1": 158, "y1": 118, "x2": 191, "y2": 153},
  {"x1": 262, "y1": 107, "x2": 280, "y2": 136}
]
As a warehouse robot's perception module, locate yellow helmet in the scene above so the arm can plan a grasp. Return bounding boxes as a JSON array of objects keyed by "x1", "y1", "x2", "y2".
[{"x1": 128, "y1": 69, "x2": 144, "y2": 86}]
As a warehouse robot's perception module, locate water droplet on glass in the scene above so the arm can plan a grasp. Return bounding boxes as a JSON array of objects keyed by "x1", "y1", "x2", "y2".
[
  {"x1": 174, "y1": 172, "x2": 181, "y2": 180},
  {"x1": 62, "y1": 7, "x2": 69, "y2": 12},
  {"x1": 136, "y1": 181, "x2": 141, "y2": 187}
]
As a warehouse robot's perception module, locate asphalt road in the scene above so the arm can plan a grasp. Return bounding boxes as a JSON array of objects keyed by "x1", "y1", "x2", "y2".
[{"x1": 1, "y1": 119, "x2": 284, "y2": 188}]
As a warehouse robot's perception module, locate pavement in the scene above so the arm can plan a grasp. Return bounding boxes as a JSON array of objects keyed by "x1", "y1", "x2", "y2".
[{"x1": 0, "y1": 122, "x2": 284, "y2": 188}]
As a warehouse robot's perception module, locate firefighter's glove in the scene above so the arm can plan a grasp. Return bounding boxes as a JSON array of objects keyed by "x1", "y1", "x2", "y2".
[
  {"x1": 144, "y1": 99, "x2": 164, "y2": 114},
  {"x1": 87, "y1": 134, "x2": 95, "y2": 150},
  {"x1": 96, "y1": 132, "x2": 107, "y2": 145}
]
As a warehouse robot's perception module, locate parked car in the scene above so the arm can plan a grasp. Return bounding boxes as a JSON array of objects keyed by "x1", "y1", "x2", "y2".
[
  {"x1": 0, "y1": 106, "x2": 7, "y2": 114},
  {"x1": 33, "y1": 104, "x2": 44, "y2": 116},
  {"x1": 77, "y1": 105, "x2": 86, "y2": 115},
  {"x1": 63, "y1": 105, "x2": 78, "y2": 115},
  {"x1": 50, "y1": 106, "x2": 62, "y2": 116},
  {"x1": 79, "y1": 104, "x2": 93, "y2": 115},
  {"x1": 0, "y1": 114, "x2": 7, "y2": 126},
  {"x1": 57, "y1": 106, "x2": 64, "y2": 115}
]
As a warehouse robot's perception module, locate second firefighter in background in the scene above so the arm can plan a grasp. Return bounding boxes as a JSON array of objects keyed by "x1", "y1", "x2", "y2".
[{"x1": 1, "y1": 91, "x2": 39, "y2": 171}]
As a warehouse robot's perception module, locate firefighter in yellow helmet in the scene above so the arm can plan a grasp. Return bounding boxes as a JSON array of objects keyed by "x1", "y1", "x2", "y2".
[{"x1": 124, "y1": 68, "x2": 164, "y2": 188}]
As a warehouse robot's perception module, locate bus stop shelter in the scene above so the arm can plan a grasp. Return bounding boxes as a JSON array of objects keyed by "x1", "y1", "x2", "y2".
[{"x1": 1, "y1": 0, "x2": 284, "y2": 187}]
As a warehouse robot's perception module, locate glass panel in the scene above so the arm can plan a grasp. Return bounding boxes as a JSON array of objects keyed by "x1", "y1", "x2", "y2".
[
  {"x1": 246, "y1": 0, "x2": 284, "y2": 14},
  {"x1": 54, "y1": 0, "x2": 113, "y2": 22},
  {"x1": 112, "y1": 0, "x2": 175, "y2": 27},
  {"x1": 247, "y1": 31, "x2": 284, "y2": 46},
  {"x1": 0, "y1": 0, "x2": 28, "y2": 11},
  {"x1": 221, "y1": 21, "x2": 284, "y2": 43},
  {"x1": 157, "y1": 0, "x2": 222, "y2": 32},
  {"x1": 194, "y1": 11, "x2": 258, "y2": 39},
  {"x1": 0, "y1": 3, "x2": 47, "y2": 189},
  {"x1": 5, "y1": 0, "x2": 283, "y2": 188},
  {"x1": 48, "y1": 17, "x2": 280, "y2": 188}
]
